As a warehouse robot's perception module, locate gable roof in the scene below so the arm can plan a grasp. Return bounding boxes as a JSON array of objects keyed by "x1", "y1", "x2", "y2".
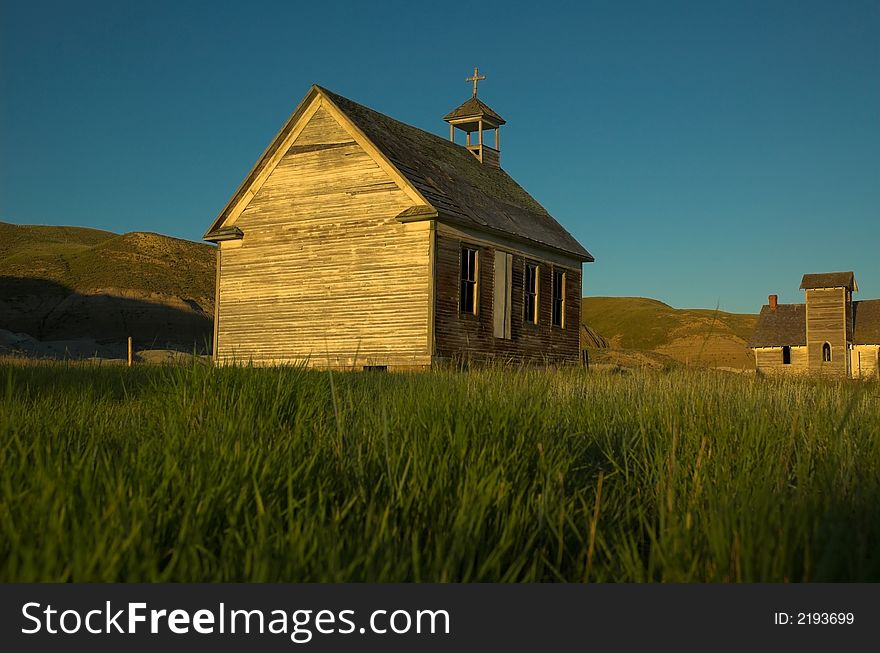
[
  {"x1": 800, "y1": 272, "x2": 857, "y2": 291},
  {"x1": 749, "y1": 304, "x2": 806, "y2": 347},
  {"x1": 749, "y1": 299, "x2": 880, "y2": 347},
  {"x1": 206, "y1": 85, "x2": 591, "y2": 262},
  {"x1": 853, "y1": 299, "x2": 880, "y2": 345}
]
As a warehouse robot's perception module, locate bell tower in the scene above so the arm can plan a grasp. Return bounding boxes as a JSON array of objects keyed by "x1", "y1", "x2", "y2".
[
  {"x1": 443, "y1": 67, "x2": 506, "y2": 167},
  {"x1": 801, "y1": 272, "x2": 857, "y2": 378}
]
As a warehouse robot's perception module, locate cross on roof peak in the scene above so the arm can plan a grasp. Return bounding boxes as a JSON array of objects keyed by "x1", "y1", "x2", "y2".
[{"x1": 466, "y1": 67, "x2": 486, "y2": 97}]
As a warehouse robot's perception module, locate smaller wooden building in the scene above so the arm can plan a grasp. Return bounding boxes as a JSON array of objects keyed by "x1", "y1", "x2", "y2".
[{"x1": 749, "y1": 272, "x2": 880, "y2": 378}]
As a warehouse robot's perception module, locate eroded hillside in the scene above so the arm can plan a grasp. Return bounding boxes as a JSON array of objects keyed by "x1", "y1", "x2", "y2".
[{"x1": 1, "y1": 221, "x2": 215, "y2": 357}]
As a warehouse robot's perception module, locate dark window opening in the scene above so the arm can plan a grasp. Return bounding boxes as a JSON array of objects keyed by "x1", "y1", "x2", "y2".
[
  {"x1": 551, "y1": 269, "x2": 565, "y2": 327},
  {"x1": 524, "y1": 262, "x2": 538, "y2": 324},
  {"x1": 460, "y1": 246, "x2": 478, "y2": 315},
  {"x1": 822, "y1": 342, "x2": 832, "y2": 363},
  {"x1": 782, "y1": 346, "x2": 791, "y2": 365}
]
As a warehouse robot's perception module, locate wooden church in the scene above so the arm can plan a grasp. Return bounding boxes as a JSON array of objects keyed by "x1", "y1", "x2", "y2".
[
  {"x1": 749, "y1": 272, "x2": 880, "y2": 378},
  {"x1": 205, "y1": 72, "x2": 592, "y2": 368}
]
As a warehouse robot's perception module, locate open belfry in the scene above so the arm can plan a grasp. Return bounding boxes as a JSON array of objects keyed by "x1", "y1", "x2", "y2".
[
  {"x1": 205, "y1": 71, "x2": 592, "y2": 368},
  {"x1": 443, "y1": 67, "x2": 505, "y2": 166}
]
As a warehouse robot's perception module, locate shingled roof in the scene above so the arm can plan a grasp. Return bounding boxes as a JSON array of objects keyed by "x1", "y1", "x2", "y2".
[
  {"x1": 319, "y1": 87, "x2": 591, "y2": 261},
  {"x1": 442, "y1": 97, "x2": 506, "y2": 125},
  {"x1": 853, "y1": 300, "x2": 880, "y2": 345},
  {"x1": 750, "y1": 299, "x2": 880, "y2": 347},
  {"x1": 749, "y1": 304, "x2": 806, "y2": 347},
  {"x1": 800, "y1": 272, "x2": 857, "y2": 291}
]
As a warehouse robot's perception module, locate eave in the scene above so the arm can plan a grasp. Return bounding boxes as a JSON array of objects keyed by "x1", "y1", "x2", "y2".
[
  {"x1": 395, "y1": 206, "x2": 594, "y2": 263},
  {"x1": 204, "y1": 226, "x2": 244, "y2": 243}
]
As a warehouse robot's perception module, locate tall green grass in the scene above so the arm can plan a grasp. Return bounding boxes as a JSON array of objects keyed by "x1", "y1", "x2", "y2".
[{"x1": 1, "y1": 363, "x2": 878, "y2": 581}]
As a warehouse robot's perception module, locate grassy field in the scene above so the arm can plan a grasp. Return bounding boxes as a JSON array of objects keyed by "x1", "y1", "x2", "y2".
[{"x1": 1, "y1": 363, "x2": 879, "y2": 582}]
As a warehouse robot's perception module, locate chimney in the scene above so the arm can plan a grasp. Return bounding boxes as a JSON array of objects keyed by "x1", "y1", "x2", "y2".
[{"x1": 769, "y1": 294, "x2": 778, "y2": 310}]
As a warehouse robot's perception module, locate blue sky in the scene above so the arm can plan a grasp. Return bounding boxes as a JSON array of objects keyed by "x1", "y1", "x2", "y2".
[{"x1": 1, "y1": 0, "x2": 877, "y2": 312}]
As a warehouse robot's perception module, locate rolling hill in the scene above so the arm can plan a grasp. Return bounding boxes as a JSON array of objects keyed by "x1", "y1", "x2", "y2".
[
  {"x1": 581, "y1": 297, "x2": 758, "y2": 369},
  {"x1": 1, "y1": 221, "x2": 758, "y2": 366},
  {"x1": 0, "y1": 221, "x2": 215, "y2": 300},
  {"x1": 0, "y1": 221, "x2": 215, "y2": 357}
]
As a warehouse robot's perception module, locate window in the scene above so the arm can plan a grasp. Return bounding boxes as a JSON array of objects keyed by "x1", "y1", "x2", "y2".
[
  {"x1": 524, "y1": 262, "x2": 539, "y2": 324},
  {"x1": 822, "y1": 342, "x2": 832, "y2": 362},
  {"x1": 782, "y1": 346, "x2": 791, "y2": 365},
  {"x1": 460, "y1": 246, "x2": 478, "y2": 315},
  {"x1": 551, "y1": 268, "x2": 565, "y2": 327}
]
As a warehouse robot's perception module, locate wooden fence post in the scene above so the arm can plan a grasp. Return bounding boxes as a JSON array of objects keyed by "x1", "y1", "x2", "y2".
[{"x1": 127, "y1": 336, "x2": 132, "y2": 367}]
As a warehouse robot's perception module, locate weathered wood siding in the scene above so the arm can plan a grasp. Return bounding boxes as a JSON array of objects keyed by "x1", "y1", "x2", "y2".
[
  {"x1": 852, "y1": 345, "x2": 880, "y2": 379},
  {"x1": 754, "y1": 346, "x2": 808, "y2": 376},
  {"x1": 216, "y1": 105, "x2": 431, "y2": 368},
  {"x1": 433, "y1": 223, "x2": 581, "y2": 363},
  {"x1": 481, "y1": 146, "x2": 500, "y2": 168},
  {"x1": 845, "y1": 290, "x2": 854, "y2": 342},
  {"x1": 805, "y1": 288, "x2": 848, "y2": 377}
]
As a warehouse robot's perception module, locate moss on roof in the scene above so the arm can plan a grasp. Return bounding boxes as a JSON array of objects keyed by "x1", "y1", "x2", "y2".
[{"x1": 319, "y1": 87, "x2": 591, "y2": 261}]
